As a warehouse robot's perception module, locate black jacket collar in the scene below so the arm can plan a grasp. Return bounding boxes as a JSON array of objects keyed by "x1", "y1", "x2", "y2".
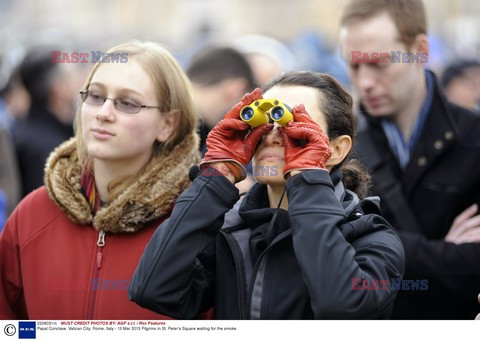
[
  {"x1": 358, "y1": 70, "x2": 457, "y2": 196},
  {"x1": 238, "y1": 169, "x2": 356, "y2": 224}
]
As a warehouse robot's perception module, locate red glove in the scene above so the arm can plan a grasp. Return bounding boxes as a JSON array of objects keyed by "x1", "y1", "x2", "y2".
[
  {"x1": 201, "y1": 88, "x2": 273, "y2": 181},
  {"x1": 280, "y1": 104, "x2": 332, "y2": 177}
]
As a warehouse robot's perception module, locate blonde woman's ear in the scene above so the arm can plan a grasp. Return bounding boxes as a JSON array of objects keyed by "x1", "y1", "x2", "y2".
[
  {"x1": 325, "y1": 135, "x2": 352, "y2": 169},
  {"x1": 156, "y1": 110, "x2": 180, "y2": 143}
]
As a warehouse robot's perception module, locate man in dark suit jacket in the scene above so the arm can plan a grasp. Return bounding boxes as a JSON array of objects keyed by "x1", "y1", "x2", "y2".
[{"x1": 340, "y1": 0, "x2": 480, "y2": 319}]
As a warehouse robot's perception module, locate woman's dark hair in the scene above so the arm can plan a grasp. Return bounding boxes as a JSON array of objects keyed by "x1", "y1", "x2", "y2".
[{"x1": 262, "y1": 71, "x2": 371, "y2": 198}]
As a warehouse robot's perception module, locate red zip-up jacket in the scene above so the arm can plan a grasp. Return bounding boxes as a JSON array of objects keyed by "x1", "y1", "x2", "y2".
[
  {"x1": 0, "y1": 187, "x2": 174, "y2": 320},
  {"x1": 0, "y1": 135, "x2": 208, "y2": 320}
]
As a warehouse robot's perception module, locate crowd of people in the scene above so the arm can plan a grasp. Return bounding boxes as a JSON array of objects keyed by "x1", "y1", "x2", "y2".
[{"x1": 1, "y1": 0, "x2": 480, "y2": 320}]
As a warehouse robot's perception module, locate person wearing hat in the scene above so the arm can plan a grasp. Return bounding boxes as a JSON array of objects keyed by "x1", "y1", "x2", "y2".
[{"x1": 441, "y1": 60, "x2": 480, "y2": 113}]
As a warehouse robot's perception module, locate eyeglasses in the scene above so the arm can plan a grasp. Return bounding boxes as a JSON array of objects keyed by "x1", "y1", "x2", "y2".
[{"x1": 79, "y1": 90, "x2": 161, "y2": 114}]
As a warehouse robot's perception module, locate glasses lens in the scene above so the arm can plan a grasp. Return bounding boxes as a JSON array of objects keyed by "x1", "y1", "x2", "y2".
[
  {"x1": 84, "y1": 91, "x2": 106, "y2": 106},
  {"x1": 81, "y1": 90, "x2": 142, "y2": 114},
  {"x1": 115, "y1": 99, "x2": 141, "y2": 114}
]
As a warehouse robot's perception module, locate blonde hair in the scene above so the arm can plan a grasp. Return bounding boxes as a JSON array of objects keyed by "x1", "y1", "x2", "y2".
[{"x1": 75, "y1": 41, "x2": 198, "y2": 200}]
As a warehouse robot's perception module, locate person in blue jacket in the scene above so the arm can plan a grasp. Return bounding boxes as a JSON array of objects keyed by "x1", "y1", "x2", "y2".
[{"x1": 129, "y1": 71, "x2": 405, "y2": 319}]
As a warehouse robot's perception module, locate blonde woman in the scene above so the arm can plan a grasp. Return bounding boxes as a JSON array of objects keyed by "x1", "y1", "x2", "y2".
[{"x1": 0, "y1": 41, "x2": 203, "y2": 319}]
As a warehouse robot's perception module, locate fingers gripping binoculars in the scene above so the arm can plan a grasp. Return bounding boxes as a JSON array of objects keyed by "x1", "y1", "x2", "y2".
[{"x1": 240, "y1": 99, "x2": 293, "y2": 128}]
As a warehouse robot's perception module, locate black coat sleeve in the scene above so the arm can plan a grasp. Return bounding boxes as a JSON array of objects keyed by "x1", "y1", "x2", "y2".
[
  {"x1": 396, "y1": 188, "x2": 480, "y2": 317},
  {"x1": 286, "y1": 170, "x2": 405, "y2": 319},
  {"x1": 128, "y1": 171, "x2": 240, "y2": 319},
  {"x1": 399, "y1": 230, "x2": 480, "y2": 297}
]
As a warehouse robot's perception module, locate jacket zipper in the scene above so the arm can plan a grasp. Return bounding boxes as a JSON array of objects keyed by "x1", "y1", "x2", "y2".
[
  {"x1": 87, "y1": 230, "x2": 105, "y2": 319},
  {"x1": 246, "y1": 229, "x2": 293, "y2": 318},
  {"x1": 247, "y1": 254, "x2": 268, "y2": 319},
  {"x1": 219, "y1": 231, "x2": 248, "y2": 319}
]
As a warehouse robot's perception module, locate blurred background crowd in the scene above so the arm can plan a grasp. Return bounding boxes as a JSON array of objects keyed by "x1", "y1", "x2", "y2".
[{"x1": 0, "y1": 0, "x2": 479, "y2": 228}]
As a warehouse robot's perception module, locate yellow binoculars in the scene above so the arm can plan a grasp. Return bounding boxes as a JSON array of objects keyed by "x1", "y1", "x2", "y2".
[{"x1": 240, "y1": 99, "x2": 293, "y2": 128}]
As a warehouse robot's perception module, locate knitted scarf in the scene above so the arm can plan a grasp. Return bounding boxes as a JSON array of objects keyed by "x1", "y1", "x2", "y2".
[{"x1": 80, "y1": 167, "x2": 101, "y2": 215}]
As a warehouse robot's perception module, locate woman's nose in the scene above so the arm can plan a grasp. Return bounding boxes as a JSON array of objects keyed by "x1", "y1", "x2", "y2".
[
  {"x1": 264, "y1": 122, "x2": 283, "y2": 146},
  {"x1": 95, "y1": 99, "x2": 116, "y2": 121}
]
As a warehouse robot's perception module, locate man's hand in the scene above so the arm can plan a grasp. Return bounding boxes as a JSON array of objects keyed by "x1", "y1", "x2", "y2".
[
  {"x1": 445, "y1": 204, "x2": 480, "y2": 244},
  {"x1": 476, "y1": 293, "x2": 480, "y2": 320}
]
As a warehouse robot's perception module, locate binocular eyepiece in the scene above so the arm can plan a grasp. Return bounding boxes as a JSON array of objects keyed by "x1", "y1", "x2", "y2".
[{"x1": 240, "y1": 99, "x2": 293, "y2": 128}]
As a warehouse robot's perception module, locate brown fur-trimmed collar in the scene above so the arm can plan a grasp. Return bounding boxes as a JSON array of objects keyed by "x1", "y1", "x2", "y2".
[{"x1": 44, "y1": 133, "x2": 200, "y2": 233}]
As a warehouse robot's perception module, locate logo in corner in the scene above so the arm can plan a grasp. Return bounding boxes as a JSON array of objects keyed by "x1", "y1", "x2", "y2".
[
  {"x1": 18, "y1": 321, "x2": 36, "y2": 339},
  {"x1": 4, "y1": 324, "x2": 16, "y2": 336}
]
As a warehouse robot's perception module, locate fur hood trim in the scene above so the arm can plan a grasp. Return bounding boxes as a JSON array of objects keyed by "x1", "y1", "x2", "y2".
[{"x1": 44, "y1": 133, "x2": 200, "y2": 233}]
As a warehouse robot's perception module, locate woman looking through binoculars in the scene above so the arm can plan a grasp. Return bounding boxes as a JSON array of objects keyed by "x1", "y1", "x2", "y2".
[{"x1": 129, "y1": 71, "x2": 405, "y2": 319}]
